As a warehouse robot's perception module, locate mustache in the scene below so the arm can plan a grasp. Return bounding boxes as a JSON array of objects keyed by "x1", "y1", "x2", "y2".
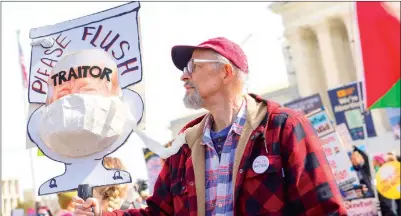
[{"x1": 185, "y1": 81, "x2": 196, "y2": 88}]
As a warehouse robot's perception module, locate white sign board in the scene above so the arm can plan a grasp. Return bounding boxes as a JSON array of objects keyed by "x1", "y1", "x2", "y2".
[
  {"x1": 308, "y1": 108, "x2": 359, "y2": 190},
  {"x1": 28, "y1": 2, "x2": 142, "y2": 103},
  {"x1": 320, "y1": 132, "x2": 360, "y2": 190},
  {"x1": 307, "y1": 109, "x2": 335, "y2": 138},
  {"x1": 26, "y1": 2, "x2": 145, "y2": 196},
  {"x1": 344, "y1": 198, "x2": 378, "y2": 216},
  {"x1": 335, "y1": 123, "x2": 354, "y2": 151}
]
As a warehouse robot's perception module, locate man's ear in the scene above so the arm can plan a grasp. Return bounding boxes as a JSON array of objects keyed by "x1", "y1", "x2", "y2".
[{"x1": 222, "y1": 64, "x2": 234, "y2": 83}]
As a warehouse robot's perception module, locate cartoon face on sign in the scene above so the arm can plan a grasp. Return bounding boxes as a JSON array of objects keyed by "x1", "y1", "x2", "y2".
[
  {"x1": 27, "y1": 49, "x2": 144, "y2": 195},
  {"x1": 46, "y1": 50, "x2": 121, "y2": 104},
  {"x1": 40, "y1": 50, "x2": 129, "y2": 158}
]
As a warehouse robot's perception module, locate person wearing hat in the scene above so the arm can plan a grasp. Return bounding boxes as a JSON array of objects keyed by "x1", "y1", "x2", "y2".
[{"x1": 73, "y1": 37, "x2": 346, "y2": 216}]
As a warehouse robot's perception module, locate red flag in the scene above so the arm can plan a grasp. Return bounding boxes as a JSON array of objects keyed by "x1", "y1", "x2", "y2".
[
  {"x1": 356, "y1": 2, "x2": 400, "y2": 109},
  {"x1": 17, "y1": 30, "x2": 28, "y2": 89}
]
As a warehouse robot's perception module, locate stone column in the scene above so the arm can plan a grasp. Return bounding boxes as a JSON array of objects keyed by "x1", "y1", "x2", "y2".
[
  {"x1": 314, "y1": 21, "x2": 343, "y2": 89},
  {"x1": 341, "y1": 12, "x2": 357, "y2": 65},
  {"x1": 284, "y1": 28, "x2": 325, "y2": 97}
]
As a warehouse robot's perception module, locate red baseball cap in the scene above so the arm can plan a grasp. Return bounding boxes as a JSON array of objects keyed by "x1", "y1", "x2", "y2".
[{"x1": 171, "y1": 37, "x2": 249, "y2": 73}]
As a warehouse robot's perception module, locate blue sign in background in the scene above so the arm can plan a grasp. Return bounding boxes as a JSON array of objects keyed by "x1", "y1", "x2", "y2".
[
  {"x1": 284, "y1": 93, "x2": 323, "y2": 115},
  {"x1": 327, "y1": 82, "x2": 377, "y2": 140},
  {"x1": 385, "y1": 108, "x2": 400, "y2": 140}
]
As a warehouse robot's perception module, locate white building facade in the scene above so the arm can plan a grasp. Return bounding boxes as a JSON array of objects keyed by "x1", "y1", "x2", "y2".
[
  {"x1": 1, "y1": 179, "x2": 21, "y2": 216},
  {"x1": 269, "y1": 2, "x2": 391, "y2": 135}
]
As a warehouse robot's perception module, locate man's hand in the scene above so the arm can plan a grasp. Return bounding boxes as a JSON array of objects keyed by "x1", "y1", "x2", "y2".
[{"x1": 72, "y1": 196, "x2": 101, "y2": 216}]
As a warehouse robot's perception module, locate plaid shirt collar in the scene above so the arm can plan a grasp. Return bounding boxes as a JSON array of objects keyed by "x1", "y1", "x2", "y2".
[{"x1": 201, "y1": 98, "x2": 246, "y2": 146}]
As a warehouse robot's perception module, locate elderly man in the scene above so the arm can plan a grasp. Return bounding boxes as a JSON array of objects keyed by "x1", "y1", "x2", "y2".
[{"x1": 73, "y1": 37, "x2": 346, "y2": 215}]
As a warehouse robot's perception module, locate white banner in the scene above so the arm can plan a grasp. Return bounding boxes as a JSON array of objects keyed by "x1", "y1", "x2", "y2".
[
  {"x1": 28, "y1": 2, "x2": 142, "y2": 103},
  {"x1": 307, "y1": 109, "x2": 335, "y2": 137},
  {"x1": 308, "y1": 108, "x2": 359, "y2": 189},
  {"x1": 344, "y1": 198, "x2": 378, "y2": 216},
  {"x1": 320, "y1": 132, "x2": 359, "y2": 189}
]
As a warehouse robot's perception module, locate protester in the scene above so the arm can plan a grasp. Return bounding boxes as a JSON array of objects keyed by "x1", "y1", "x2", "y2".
[
  {"x1": 352, "y1": 147, "x2": 397, "y2": 216},
  {"x1": 73, "y1": 37, "x2": 346, "y2": 215},
  {"x1": 351, "y1": 146, "x2": 375, "y2": 197},
  {"x1": 92, "y1": 157, "x2": 129, "y2": 212},
  {"x1": 56, "y1": 191, "x2": 77, "y2": 216},
  {"x1": 384, "y1": 152, "x2": 401, "y2": 216}
]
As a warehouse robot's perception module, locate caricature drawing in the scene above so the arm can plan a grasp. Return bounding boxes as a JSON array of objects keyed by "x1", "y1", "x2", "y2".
[{"x1": 27, "y1": 49, "x2": 144, "y2": 195}]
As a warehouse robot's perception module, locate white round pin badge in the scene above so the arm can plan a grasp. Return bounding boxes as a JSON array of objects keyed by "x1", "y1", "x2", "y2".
[{"x1": 252, "y1": 155, "x2": 269, "y2": 174}]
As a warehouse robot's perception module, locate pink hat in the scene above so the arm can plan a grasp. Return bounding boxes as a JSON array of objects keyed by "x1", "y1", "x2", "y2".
[{"x1": 171, "y1": 37, "x2": 248, "y2": 73}]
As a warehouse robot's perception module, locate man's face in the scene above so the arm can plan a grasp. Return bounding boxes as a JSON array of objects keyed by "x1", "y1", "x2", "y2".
[
  {"x1": 351, "y1": 151, "x2": 365, "y2": 167},
  {"x1": 46, "y1": 64, "x2": 120, "y2": 104},
  {"x1": 180, "y1": 49, "x2": 226, "y2": 109}
]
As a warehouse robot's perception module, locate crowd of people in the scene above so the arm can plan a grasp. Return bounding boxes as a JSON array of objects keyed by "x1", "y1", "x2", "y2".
[
  {"x1": 32, "y1": 157, "x2": 148, "y2": 216},
  {"x1": 12, "y1": 36, "x2": 399, "y2": 216},
  {"x1": 350, "y1": 147, "x2": 400, "y2": 216}
]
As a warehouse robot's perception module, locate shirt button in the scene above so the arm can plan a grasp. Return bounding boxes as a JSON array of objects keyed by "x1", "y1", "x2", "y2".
[
  {"x1": 218, "y1": 203, "x2": 223, "y2": 208},
  {"x1": 189, "y1": 181, "x2": 194, "y2": 186},
  {"x1": 239, "y1": 169, "x2": 243, "y2": 173}
]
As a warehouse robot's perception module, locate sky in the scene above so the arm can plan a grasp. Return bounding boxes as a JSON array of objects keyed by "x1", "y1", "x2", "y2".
[{"x1": 1, "y1": 2, "x2": 288, "y2": 199}]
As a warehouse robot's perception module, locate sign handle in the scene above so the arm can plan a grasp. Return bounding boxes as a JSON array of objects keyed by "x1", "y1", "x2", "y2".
[{"x1": 78, "y1": 184, "x2": 93, "y2": 201}]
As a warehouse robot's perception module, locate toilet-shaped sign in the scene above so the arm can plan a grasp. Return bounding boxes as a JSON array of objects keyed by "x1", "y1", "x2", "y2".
[{"x1": 26, "y1": 2, "x2": 144, "y2": 196}]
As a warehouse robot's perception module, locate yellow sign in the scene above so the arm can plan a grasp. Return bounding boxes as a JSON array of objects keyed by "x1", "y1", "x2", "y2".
[{"x1": 375, "y1": 161, "x2": 400, "y2": 199}]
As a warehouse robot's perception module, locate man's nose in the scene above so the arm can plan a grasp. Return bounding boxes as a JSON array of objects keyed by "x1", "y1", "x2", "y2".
[{"x1": 180, "y1": 71, "x2": 190, "y2": 82}]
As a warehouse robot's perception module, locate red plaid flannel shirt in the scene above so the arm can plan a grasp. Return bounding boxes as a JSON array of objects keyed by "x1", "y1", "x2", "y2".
[{"x1": 103, "y1": 94, "x2": 347, "y2": 216}]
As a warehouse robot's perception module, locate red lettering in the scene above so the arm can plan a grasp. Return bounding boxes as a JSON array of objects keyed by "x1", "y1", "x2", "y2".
[
  {"x1": 334, "y1": 170, "x2": 348, "y2": 181},
  {"x1": 118, "y1": 57, "x2": 138, "y2": 75},
  {"x1": 31, "y1": 80, "x2": 46, "y2": 95},
  {"x1": 41, "y1": 58, "x2": 58, "y2": 68},
  {"x1": 36, "y1": 68, "x2": 50, "y2": 77},
  {"x1": 82, "y1": 26, "x2": 96, "y2": 41},
  {"x1": 55, "y1": 34, "x2": 71, "y2": 49},
  {"x1": 321, "y1": 136, "x2": 335, "y2": 146},
  {"x1": 34, "y1": 75, "x2": 48, "y2": 84},
  {"x1": 112, "y1": 41, "x2": 130, "y2": 60},
  {"x1": 330, "y1": 160, "x2": 337, "y2": 169},
  {"x1": 100, "y1": 30, "x2": 120, "y2": 52},
  {"x1": 44, "y1": 47, "x2": 63, "y2": 57},
  {"x1": 90, "y1": 25, "x2": 103, "y2": 47},
  {"x1": 324, "y1": 147, "x2": 333, "y2": 156}
]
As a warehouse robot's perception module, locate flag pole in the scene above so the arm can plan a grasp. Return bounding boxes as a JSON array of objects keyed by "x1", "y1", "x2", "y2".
[
  {"x1": 17, "y1": 29, "x2": 37, "y2": 207},
  {"x1": 351, "y1": 4, "x2": 382, "y2": 215}
]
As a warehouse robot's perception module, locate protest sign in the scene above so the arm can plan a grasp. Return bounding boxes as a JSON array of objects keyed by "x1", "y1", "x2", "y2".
[
  {"x1": 307, "y1": 109, "x2": 359, "y2": 190},
  {"x1": 385, "y1": 108, "x2": 401, "y2": 140},
  {"x1": 28, "y1": 2, "x2": 143, "y2": 103},
  {"x1": 335, "y1": 123, "x2": 354, "y2": 152},
  {"x1": 375, "y1": 161, "x2": 401, "y2": 199},
  {"x1": 319, "y1": 132, "x2": 359, "y2": 190},
  {"x1": 344, "y1": 198, "x2": 378, "y2": 216},
  {"x1": 26, "y1": 2, "x2": 145, "y2": 149},
  {"x1": 26, "y1": 2, "x2": 144, "y2": 195},
  {"x1": 283, "y1": 93, "x2": 323, "y2": 115},
  {"x1": 143, "y1": 148, "x2": 163, "y2": 195},
  {"x1": 307, "y1": 109, "x2": 335, "y2": 138},
  {"x1": 327, "y1": 82, "x2": 376, "y2": 140}
]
